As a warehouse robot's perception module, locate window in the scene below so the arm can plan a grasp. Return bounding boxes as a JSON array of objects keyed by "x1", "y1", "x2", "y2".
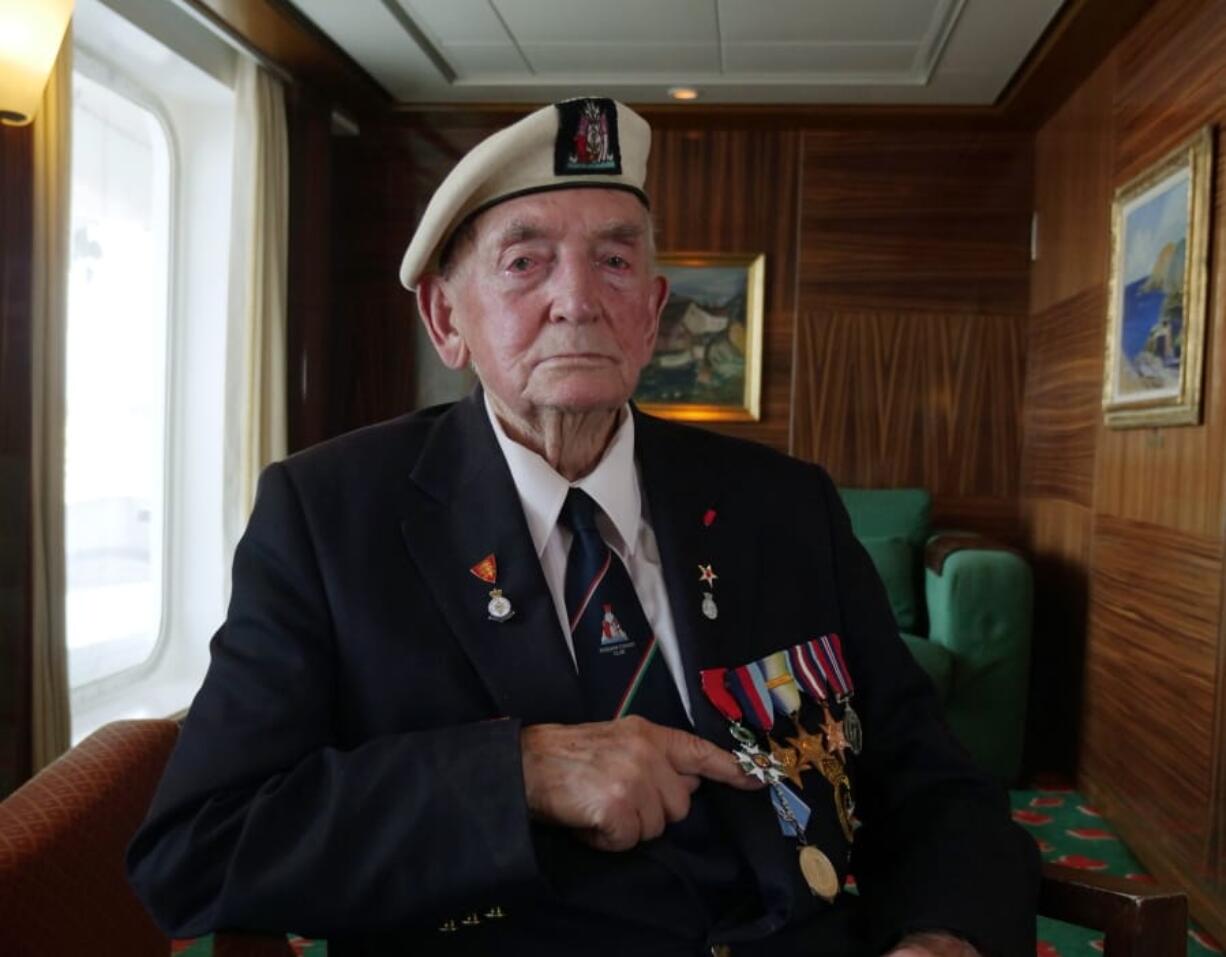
[
  {"x1": 65, "y1": 70, "x2": 172, "y2": 689},
  {"x1": 68, "y1": 0, "x2": 237, "y2": 741}
]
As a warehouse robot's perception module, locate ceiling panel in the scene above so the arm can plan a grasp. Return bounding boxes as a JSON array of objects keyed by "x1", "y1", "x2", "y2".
[
  {"x1": 289, "y1": 0, "x2": 443, "y2": 97},
  {"x1": 493, "y1": 0, "x2": 719, "y2": 44},
  {"x1": 938, "y1": 0, "x2": 1065, "y2": 72},
  {"x1": 282, "y1": 0, "x2": 1068, "y2": 105},
  {"x1": 519, "y1": 42, "x2": 721, "y2": 74},
  {"x1": 399, "y1": 0, "x2": 513, "y2": 45},
  {"x1": 722, "y1": 43, "x2": 918, "y2": 75},
  {"x1": 716, "y1": 0, "x2": 944, "y2": 44},
  {"x1": 442, "y1": 43, "x2": 530, "y2": 77}
]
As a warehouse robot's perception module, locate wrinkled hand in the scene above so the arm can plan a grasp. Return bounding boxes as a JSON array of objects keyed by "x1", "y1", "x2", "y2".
[
  {"x1": 887, "y1": 931, "x2": 982, "y2": 956},
  {"x1": 521, "y1": 715, "x2": 765, "y2": 852}
]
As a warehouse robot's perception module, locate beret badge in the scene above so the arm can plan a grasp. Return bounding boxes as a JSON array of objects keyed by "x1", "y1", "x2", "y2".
[{"x1": 555, "y1": 97, "x2": 622, "y2": 176}]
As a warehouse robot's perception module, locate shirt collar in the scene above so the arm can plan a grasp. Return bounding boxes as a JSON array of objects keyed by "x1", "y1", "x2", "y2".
[{"x1": 484, "y1": 392, "x2": 641, "y2": 561}]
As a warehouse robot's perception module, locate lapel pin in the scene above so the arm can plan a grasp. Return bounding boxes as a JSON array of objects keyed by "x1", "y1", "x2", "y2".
[
  {"x1": 703, "y1": 508, "x2": 717, "y2": 527},
  {"x1": 698, "y1": 563, "x2": 719, "y2": 619},
  {"x1": 470, "y1": 554, "x2": 497, "y2": 583},
  {"x1": 487, "y1": 588, "x2": 514, "y2": 622},
  {"x1": 471, "y1": 554, "x2": 515, "y2": 623}
]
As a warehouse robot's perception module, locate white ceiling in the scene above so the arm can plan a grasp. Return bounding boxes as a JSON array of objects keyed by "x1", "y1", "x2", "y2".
[{"x1": 283, "y1": 0, "x2": 1067, "y2": 105}]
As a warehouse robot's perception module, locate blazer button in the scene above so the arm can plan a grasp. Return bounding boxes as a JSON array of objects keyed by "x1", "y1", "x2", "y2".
[
  {"x1": 485, "y1": 905, "x2": 507, "y2": 919},
  {"x1": 461, "y1": 912, "x2": 482, "y2": 927},
  {"x1": 438, "y1": 919, "x2": 457, "y2": 933}
]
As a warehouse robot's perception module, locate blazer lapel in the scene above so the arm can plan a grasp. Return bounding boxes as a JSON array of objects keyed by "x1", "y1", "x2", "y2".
[
  {"x1": 635, "y1": 409, "x2": 801, "y2": 939},
  {"x1": 398, "y1": 392, "x2": 585, "y2": 725},
  {"x1": 634, "y1": 407, "x2": 769, "y2": 739}
]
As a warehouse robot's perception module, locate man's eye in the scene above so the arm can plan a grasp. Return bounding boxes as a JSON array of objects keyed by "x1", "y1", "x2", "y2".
[
  {"x1": 508, "y1": 256, "x2": 532, "y2": 271},
  {"x1": 605, "y1": 255, "x2": 629, "y2": 269}
]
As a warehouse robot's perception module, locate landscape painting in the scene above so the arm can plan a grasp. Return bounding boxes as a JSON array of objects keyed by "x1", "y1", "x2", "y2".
[
  {"x1": 634, "y1": 253, "x2": 765, "y2": 422},
  {"x1": 1104, "y1": 127, "x2": 1212, "y2": 428}
]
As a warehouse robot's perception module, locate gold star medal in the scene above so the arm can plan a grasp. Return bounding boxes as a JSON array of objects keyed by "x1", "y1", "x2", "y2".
[{"x1": 821, "y1": 705, "x2": 849, "y2": 762}]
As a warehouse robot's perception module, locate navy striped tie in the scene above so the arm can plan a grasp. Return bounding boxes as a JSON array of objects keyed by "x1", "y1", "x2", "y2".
[{"x1": 560, "y1": 488, "x2": 687, "y2": 726}]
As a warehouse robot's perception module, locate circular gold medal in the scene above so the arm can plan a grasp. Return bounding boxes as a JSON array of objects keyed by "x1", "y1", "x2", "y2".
[{"x1": 798, "y1": 845, "x2": 839, "y2": 901}]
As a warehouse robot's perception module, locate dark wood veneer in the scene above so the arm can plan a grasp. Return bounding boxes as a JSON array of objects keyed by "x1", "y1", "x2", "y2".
[
  {"x1": 1021, "y1": 0, "x2": 1226, "y2": 936},
  {"x1": 0, "y1": 125, "x2": 34, "y2": 797}
]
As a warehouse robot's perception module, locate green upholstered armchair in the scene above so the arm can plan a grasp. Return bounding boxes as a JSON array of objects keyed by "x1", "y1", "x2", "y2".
[{"x1": 839, "y1": 488, "x2": 1033, "y2": 783}]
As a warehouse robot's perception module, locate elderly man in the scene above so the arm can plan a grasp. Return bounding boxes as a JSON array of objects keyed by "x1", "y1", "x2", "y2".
[{"x1": 128, "y1": 98, "x2": 1037, "y2": 957}]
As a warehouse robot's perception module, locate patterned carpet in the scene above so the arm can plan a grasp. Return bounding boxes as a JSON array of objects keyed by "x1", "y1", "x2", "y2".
[
  {"x1": 172, "y1": 789, "x2": 1224, "y2": 956},
  {"x1": 1011, "y1": 789, "x2": 1222, "y2": 956}
]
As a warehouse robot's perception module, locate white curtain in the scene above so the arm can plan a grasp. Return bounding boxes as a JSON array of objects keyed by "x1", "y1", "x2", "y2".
[
  {"x1": 30, "y1": 28, "x2": 73, "y2": 770},
  {"x1": 224, "y1": 59, "x2": 289, "y2": 571}
]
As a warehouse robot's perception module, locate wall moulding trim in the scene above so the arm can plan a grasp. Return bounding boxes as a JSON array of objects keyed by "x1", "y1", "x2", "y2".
[
  {"x1": 994, "y1": 0, "x2": 1155, "y2": 127},
  {"x1": 390, "y1": 102, "x2": 1021, "y2": 133},
  {"x1": 176, "y1": 0, "x2": 389, "y2": 118},
  {"x1": 1213, "y1": 479, "x2": 1226, "y2": 883}
]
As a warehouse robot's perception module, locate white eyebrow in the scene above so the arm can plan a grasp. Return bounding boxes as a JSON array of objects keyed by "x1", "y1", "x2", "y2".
[
  {"x1": 593, "y1": 221, "x2": 646, "y2": 244},
  {"x1": 494, "y1": 220, "x2": 555, "y2": 248}
]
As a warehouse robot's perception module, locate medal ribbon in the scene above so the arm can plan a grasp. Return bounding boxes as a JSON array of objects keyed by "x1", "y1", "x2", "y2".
[
  {"x1": 787, "y1": 643, "x2": 829, "y2": 704},
  {"x1": 762, "y1": 651, "x2": 802, "y2": 716},
  {"x1": 730, "y1": 662, "x2": 774, "y2": 733},
  {"x1": 699, "y1": 667, "x2": 742, "y2": 724},
  {"x1": 814, "y1": 633, "x2": 854, "y2": 698}
]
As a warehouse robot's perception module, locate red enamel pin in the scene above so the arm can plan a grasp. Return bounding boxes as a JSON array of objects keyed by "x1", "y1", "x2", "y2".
[{"x1": 470, "y1": 554, "x2": 497, "y2": 583}]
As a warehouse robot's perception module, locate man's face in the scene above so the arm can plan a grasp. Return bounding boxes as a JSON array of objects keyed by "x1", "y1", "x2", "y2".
[{"x1": 426, "y1": 188, "x2": 668, "y2": 423}]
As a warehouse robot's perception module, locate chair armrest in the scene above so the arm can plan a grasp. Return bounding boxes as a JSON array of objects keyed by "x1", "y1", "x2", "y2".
[
  {"x1": 1039, "y1": 863, "x2": 1187, "y2": 957},
  {"x1": 923, "y1": 535, "x2": 1033, "y2": 781}
]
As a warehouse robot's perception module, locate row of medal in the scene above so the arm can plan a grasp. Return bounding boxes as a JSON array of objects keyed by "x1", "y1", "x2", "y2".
[{"x1": 698, "y1": 633, "x2": 863, "y2": 902}]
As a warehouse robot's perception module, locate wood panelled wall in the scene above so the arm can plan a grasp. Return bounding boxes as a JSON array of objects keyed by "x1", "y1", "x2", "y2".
[
  {"x1": 321, "y1": 113, "x2": 801, "y2": 453},
  {"x1": 644, "y1": 127, "x2": 800, "y2": 453},
  {"x1": 1023, "y1": 0, "x2": 1226, "y2": 937},
  {"x1": 0, "y1": 125, "x2": 34, "y2": 797},
  {"x1": 792, "y1": 130, "x2": 1033, "y2": 542},
  {"x1": 338, "y1": 117, "x2": 1031, "y2": 491}
]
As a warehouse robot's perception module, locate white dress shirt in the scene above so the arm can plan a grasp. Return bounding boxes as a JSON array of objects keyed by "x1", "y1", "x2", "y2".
[{"x1": 484, "y1": 394, "x2": 694, "y2": 722}]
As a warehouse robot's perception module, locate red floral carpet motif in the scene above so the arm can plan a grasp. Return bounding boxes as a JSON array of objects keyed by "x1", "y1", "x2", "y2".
[
  {"x1": 1011, "y1": 790, "x2": 1222, "y2": 956},
  {"x1": 1065, "y1": 827, "x2": 1116, "y2": 841}
]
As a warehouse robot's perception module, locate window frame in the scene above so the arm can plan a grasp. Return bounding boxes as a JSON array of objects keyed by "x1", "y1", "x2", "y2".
[{"x1": 67, "y1": 46, "x2": 182, "y2": 701}]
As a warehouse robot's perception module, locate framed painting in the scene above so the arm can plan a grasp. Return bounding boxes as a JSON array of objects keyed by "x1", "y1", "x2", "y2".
[
  {"x1": 1103, "y1": 126, "x2": 1214, "y2": 428},
  {"x1": 634, "y1": 252, "x2": 765, "y2": 422}
]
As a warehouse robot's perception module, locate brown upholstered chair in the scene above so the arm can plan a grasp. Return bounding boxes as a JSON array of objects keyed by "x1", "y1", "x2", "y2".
[
  {"x1": 0, "y1": 719, "x2": 1190, "y2": 957},
  {"x1": 0, "y1": 719, "x2": 291, "y2": 957}
]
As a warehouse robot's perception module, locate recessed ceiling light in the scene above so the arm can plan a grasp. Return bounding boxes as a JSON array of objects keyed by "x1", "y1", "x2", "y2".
[{"x1": 668, "y1": 87, "x2": 699, "y2": 101}]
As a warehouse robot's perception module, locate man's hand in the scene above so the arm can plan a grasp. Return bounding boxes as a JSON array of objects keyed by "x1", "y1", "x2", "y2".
[
  {"x1": 521, "y1": 715, "x2": 765, "y2": 852},
  {"x1": 887, "y1": 931, "x2": 982, "y2": 956}
]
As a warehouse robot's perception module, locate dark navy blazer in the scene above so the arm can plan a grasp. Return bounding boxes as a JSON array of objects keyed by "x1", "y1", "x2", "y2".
[{"x1": 127, "y1": 390, "x2": 1038, "y2": 957}]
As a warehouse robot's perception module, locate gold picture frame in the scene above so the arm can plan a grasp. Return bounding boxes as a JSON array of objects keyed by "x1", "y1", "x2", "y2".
[
  {"x1": 634, "y1": 252, "x2": 765, "y2": 422},
  {"x1": 1103, "y1": 126, "x2": 1214, "y2": 428}
]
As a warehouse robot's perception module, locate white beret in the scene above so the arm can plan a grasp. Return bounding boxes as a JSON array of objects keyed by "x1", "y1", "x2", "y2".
[{"x1": 399, "y1": 97, "x2": 651, "y2": 290}]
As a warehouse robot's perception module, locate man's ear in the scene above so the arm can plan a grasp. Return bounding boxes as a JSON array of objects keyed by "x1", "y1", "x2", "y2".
[
  {"x1": 644, "y1": 272, "x2": 670, "y2": 351},
  {"x1": 416, "y1": 274, "x2": 470, "y2": 370}
]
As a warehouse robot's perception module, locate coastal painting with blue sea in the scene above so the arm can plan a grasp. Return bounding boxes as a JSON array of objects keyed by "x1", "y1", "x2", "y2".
[{"x1": 1116, "y1": 173, "x2": 1189, "y2": 398}]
